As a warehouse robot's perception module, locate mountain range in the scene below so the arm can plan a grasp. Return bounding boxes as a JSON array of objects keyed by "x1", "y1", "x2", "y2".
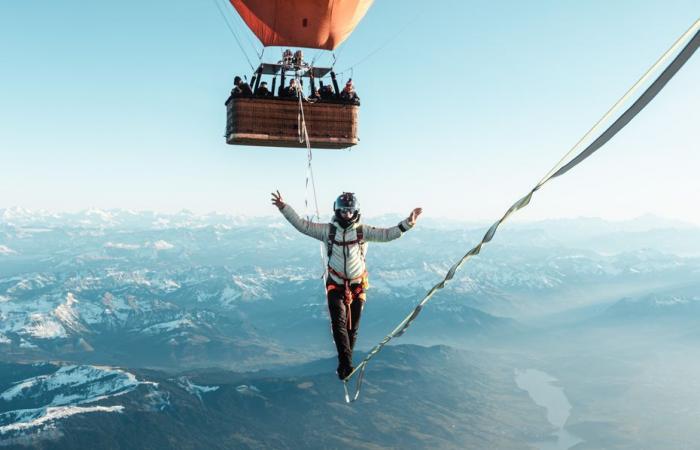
[{"x1": 2, "y1": 209, "x2": 700, "y2": 448}]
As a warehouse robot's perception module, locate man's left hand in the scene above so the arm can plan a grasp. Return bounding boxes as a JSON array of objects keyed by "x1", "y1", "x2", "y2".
[{"x1": 408, "y1": 207, "x2": 423, "y2": 226}]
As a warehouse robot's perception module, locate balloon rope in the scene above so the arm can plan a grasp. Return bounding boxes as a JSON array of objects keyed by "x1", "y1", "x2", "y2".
[
  {"x1": 211, "y1": 0, "x2": 255, "y2": 70},
  {"x1": 296, "y1": 77, "x2": 327, "y2": 279},
  {"x1": 235, "y1": 4, "x2": 264, "y2": 60},
  {"x1": 335, "y1": 10, "x2": 421, "y2": 74}
]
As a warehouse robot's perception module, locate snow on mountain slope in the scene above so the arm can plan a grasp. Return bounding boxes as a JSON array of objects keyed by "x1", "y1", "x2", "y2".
[
  {"x1": 151, "y1": 240, "x2": 175, "y2": 250},
  {"x1": 0, "y1": 245, "x2": 17, "y2": 256},
  {"x1": 141, "y1": 317, "x2": 196, "y2": 335},
  {"x1": 0, "y1": 292, "x2": 85, "y2": 340},
  {"x1": 175, "y1": 377, "x2": 219, "y2": 401},
  {"x1": 25, "y1": 313, "x2": 67, "y2": 339},
  {"x1": 0, "y1": 365, "x2": 155, "y2": 437},
  {"x1": 0, "y1": 405, "x2": 124, "y2": 435},
  {"x1": 53, "y1": 293, "x2": 86, "y2": 334}
]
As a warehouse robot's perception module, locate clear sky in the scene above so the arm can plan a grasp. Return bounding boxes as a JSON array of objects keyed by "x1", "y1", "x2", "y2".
[{"x1": 1, "y1": 1, "x2": 698, "y2": 223}]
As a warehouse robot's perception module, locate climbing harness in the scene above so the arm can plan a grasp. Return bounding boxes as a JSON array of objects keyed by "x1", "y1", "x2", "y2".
[
  {"x1": 326, "y1": 224, "x2": 368, "y2": 330},
  {"x1": 340, "y1": 19, "x2": 700, "y2": 403},
  {"x1": 326, "y1": 270, "x2": 366, "y2": 331}
]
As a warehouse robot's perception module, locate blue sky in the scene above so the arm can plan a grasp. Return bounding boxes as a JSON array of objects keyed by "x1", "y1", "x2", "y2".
[{"x1": 1, "y1": 1, "x2": 698, "y2": 223}]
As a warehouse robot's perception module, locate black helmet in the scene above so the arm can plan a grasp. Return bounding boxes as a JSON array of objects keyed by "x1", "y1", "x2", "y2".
[{"x1": 333, "y1": 192, "x2": 360, "y2": 226}]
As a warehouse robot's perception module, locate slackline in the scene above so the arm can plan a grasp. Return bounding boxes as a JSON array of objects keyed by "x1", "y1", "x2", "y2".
[{"x1": 342, "y1": 19, "x2": 700, "y2": 403}]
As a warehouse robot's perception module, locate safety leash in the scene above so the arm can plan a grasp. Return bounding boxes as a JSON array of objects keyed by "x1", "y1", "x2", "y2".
[{"x1": 296, "y1": 76, "x2": 328, "y2": 281}]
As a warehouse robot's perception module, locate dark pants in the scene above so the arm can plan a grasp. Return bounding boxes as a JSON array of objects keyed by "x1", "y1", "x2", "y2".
[{"x1": 327, "y1": 280, "x2": 365, "y2": 372}]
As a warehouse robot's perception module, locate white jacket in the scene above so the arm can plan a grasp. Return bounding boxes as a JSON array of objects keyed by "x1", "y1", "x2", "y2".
[{"x1": 279, "y1": 204, "x2": 414, "y2": 284}]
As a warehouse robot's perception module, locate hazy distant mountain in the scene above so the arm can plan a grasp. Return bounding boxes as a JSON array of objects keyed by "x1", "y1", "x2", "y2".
[
  {"x1": 608, "y1": 294, "x2": 700, "y2": 317},
  {"x1": 512, "y1": 214, "x2": 700, "y2": 256},
  {"x1": 598, "y1": 287, "x2": 700, "y2": 327}
]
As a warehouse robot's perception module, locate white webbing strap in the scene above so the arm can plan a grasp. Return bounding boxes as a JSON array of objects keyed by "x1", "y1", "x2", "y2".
[{"x1": 341, "y1": 19, "x2": 700, "y2": 403}]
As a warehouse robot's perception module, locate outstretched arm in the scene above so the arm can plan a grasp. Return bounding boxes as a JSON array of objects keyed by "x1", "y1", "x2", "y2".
[
  {"x1": 271, "y1": 190, "x2": 327, "y2": 242},
  {"x1": 364, "y1": 207, "x2": 423, "y2": 242}
]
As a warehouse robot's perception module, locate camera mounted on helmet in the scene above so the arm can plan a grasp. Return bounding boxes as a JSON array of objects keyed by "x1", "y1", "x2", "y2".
[{"x1": 333, "y1": 192, "x2": 360, "y2": 227}]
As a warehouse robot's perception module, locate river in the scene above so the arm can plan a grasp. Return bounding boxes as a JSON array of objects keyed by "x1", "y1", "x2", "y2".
[{"x1": 515, "y1": 368, "x2": 583, "y2": 450}]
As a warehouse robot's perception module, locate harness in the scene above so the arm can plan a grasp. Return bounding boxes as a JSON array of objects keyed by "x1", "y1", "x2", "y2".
[{"x1": 326, "y1": 224, "x2": 368, "y2": 330}]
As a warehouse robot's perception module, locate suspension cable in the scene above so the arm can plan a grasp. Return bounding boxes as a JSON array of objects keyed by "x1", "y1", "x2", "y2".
[
  {"x1": 233, "y1": 3, "x2": 265, "y2": 61},
  {"x1": 211, "y1": 0, "x2": 255, "y2": 71},
  {"x1": 335, "y1": 10, "x2": 421, "y2": 74}
]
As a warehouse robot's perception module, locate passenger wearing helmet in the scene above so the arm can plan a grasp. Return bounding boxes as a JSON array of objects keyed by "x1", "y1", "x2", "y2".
[{"x1": 271, "y1": 190, "x2": 422, "y2": 380}]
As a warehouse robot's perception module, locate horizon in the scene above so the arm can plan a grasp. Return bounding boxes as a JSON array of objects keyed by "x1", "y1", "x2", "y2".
[{"x1": 2, "y1": 205, "x2": 699, "y2": 228}]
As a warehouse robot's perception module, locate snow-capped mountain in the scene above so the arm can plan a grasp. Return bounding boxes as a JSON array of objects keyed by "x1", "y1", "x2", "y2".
[
  {"x1": 602, "y1": 292, "x2": 700, "y2": 322},
  {"x1": 0, "y1": 363, "x2": 157, "y2": 439},
  {"x1": 1, "y1": 210, "x2": 699, "y2": 449},
  {"x1": 0, "y1": 207, "x2": 275, "y2": 231},
  {"x1": 1, "y1": 209, "x2": 699, "y2": 368}
]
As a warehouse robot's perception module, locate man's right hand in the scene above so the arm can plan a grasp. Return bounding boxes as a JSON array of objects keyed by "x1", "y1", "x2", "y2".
[{"x1": 271, "y1": 190, "x2": 285, "y2": 210}]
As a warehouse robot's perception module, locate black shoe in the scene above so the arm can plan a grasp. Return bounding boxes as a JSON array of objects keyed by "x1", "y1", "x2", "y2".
[{"x1": 337, "y1": 365, "x2": 353, "y2": 380}]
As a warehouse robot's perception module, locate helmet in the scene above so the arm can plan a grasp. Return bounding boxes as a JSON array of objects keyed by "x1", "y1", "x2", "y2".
[
  {"x1": 334, "y1": 192, "x2": 360, "y2": 213},
  {"x1": 333, "y1": 192, "x2": 360, "y2": 226}
]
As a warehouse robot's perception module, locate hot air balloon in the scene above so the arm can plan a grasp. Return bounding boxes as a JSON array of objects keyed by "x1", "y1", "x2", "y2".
[{"x1": 224, "y1": 0, "x2": 373, "y2": 149}]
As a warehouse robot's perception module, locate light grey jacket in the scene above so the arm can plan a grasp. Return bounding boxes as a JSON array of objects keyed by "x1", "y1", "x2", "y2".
[{"x1": 279, "y1": 204, "x2": 414, "y2": 284}]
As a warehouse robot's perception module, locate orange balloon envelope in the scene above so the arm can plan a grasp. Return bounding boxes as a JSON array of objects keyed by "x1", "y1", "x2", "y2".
[{"x1": 229, "y1": 0, "x2": 374, "y2": 50}]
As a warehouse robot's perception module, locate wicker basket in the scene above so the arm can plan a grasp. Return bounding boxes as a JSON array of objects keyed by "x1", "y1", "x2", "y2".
[{"x1": 226, "y1": 97, "x2": 359, "y2": 149}]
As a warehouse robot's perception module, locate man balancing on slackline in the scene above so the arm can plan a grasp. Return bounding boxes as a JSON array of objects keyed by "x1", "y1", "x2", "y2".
[{"x1": 271, "y1": 190, "x2": 422, "y2": 380}]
